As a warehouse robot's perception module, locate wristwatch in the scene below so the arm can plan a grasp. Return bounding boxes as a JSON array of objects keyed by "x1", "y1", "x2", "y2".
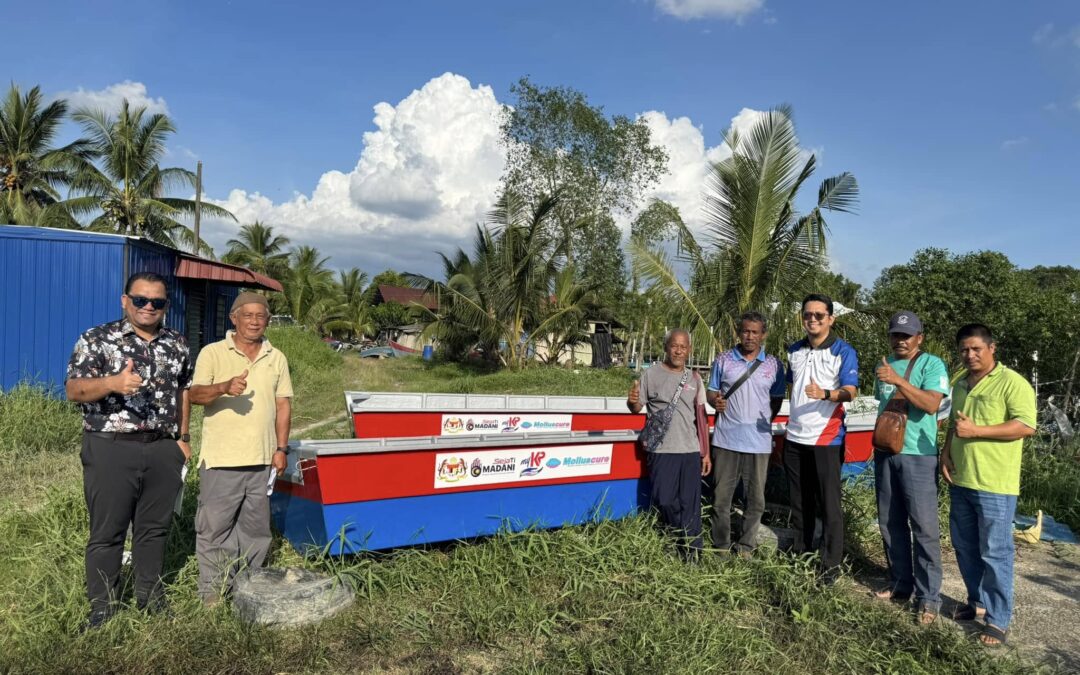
[
  {"x1": 275, "y1": 447, "x2": 288, "y2": 454},
  {"x1": 179, "y1": 433, "x2": 191, "y2": 442},
  {"x1": 822, "y1": 389, "x2": 831, "y2": 401}
]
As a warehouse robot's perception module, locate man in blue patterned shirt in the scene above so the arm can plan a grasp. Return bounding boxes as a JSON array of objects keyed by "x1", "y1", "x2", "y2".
[
  {"x1": 706, "y1": 311, "x2": 786, "y2": 556},
  {"x1": 66, "y1": 272, "x2": 193, "y2": 630}
]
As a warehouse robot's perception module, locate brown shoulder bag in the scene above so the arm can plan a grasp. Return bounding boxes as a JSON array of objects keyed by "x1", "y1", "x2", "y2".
[{"x1": 872, "y1": 352, "x2": 923, "y2": 454}]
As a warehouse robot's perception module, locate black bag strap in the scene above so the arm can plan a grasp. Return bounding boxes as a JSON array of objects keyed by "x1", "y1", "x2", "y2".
[
  {"x1": 885, "y1": 351, "x2": 922, "y2": 403},
  {"x1": 720, "y1": 358, "x2": 763, "y2": 401},
  {"x1": 667, "y1": 368, "x2": 691, "y2": 406}
]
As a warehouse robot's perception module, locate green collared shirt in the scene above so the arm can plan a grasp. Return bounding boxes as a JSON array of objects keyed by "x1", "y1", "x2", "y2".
[{"x1": 949, "y1": 362, "x2": 1036, "y2": 495}]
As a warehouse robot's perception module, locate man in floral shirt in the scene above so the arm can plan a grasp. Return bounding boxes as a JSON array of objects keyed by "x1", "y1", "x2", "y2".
[{"x1": 66, "y1": 272, "x2": 193, "y2": 630}]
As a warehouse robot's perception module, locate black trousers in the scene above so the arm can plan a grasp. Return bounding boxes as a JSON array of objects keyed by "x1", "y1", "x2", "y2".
[
  {"x1": 81, "y1": 432, "x2": 185, "y2": 611},
  {"x1": 647, "y1": 452, "x2": 703, "y2": 555},
  {"x1": 783, "y1": 439, "x2": 845, "y2": 569}
]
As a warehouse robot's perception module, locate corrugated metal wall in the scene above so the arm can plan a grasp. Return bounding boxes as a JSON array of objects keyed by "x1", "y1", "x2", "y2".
[
  {"x1": 0, "y1": 227, "x2": 126, "y2": 391},
  {"x1": 205, "y1": 284, "x2": 241, "y2": 343}
]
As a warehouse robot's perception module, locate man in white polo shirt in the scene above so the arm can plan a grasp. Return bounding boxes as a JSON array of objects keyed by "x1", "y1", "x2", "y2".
[
  {"x1": 189, "y1": 292, "x2": 292, "y2": 605},
  {"x1": 707, "y1": 311, "x2": 786, "y2": 557},
  {"x1": 784, "y1": 293, "x2": 860, "y2": 579}
]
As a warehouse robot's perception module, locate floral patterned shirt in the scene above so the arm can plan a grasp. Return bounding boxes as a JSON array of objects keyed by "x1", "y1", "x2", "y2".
[{"x1": 66, "y1": 319, "x2": 193, "y2": 433}]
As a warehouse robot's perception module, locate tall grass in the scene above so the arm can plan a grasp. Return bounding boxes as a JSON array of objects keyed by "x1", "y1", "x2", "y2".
[
  {"x1": 0, "y1": 382, "x2": 82, "y2": 459},
  {"x1": 0, "y1": 485, "x2": 1036, "y2": 674},
  {"x1": 1019, "y1": 438, "x2": 1080, "y2": 532}
]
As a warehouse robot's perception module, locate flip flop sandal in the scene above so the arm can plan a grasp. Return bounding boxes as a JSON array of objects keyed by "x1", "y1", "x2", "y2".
[
  {"x1": 978, "y1": 624, "x2": 1007, "y2": 646},
  {"x1": 918, "y1": 609, "x2": 938, "y2": 625},
  {"x1": 951, "y1": 604, "x2": 985, "y2": 621},
  {"x1": 872, "y1": 587, "x2": 911, "y2": 603}
]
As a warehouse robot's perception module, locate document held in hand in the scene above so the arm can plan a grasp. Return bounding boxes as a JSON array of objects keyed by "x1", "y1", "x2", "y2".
[{"x1": 266, "y1": 466, "x2": 277, "y2": 496}]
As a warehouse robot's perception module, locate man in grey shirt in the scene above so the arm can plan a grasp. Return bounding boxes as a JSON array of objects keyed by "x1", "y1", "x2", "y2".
[{"x1": 627, "y1": 329, "x2": 709, "y2": 558}]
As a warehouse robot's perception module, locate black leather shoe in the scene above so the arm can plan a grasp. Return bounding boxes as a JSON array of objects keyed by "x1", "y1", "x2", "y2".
[
  {"x1": 136, "y1": 595, "x2": 172, "y2": 617},
  {"x1": 80, "y1": 608, "x2": 114, "y2": 633}
]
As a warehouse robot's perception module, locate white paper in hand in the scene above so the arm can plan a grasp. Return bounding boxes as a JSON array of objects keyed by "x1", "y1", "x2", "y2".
[
  {"x1": 173, "y1": 464, "x2": 189, "y2": 515},
  {"x1": 266, "y1": 466, "x2": 277, "y2": 496}
]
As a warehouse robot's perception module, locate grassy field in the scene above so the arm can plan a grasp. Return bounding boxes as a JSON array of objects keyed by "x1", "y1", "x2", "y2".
[{"x1": 0, "y1": 327, "x2": 1065, "y2": 673}]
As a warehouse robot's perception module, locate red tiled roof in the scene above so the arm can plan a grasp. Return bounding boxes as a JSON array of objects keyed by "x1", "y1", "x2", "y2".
[
  {"x1": 376, "y1": 284, "x2": 438, "y2": 310},
  {"x1": 175, "y1": 256, "x2": 284, "y2": 293}
]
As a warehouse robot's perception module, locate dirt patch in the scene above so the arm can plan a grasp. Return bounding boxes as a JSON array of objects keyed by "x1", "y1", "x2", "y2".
[{"x1": 852, "y1": 539, "x2": 1080, "y2": 672}]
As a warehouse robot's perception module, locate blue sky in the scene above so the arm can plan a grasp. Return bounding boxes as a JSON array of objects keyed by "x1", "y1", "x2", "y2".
[{"x1": 15, "y1": 0, "x2": 1080, "y2": 287}]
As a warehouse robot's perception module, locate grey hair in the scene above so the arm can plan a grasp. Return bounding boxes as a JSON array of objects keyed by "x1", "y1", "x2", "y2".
[
  {"x1": 738, "y1": 311, "x2": 768, "y2": 333},
  {"x1": 663, "y1": 328, "x2": 691, "y2": 349}
]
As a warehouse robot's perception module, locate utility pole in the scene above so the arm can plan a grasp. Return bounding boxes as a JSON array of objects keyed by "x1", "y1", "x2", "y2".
[{"x1": 193, "y1": 161, "x2": 202, "y2": 255}]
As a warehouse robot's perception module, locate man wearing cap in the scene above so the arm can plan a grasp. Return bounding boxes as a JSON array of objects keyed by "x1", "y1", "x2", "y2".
[
  {"x1": 871, "y1": 311, "x2": 949, "y2": 624},
  {"x1": 189, "y1": 292, "x2": 293, "y2": 605}
]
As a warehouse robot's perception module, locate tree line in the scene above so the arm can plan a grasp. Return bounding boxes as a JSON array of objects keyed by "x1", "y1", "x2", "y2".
[{"x1": 6, "y1": 79, "x2": 1078, "y2": 405}]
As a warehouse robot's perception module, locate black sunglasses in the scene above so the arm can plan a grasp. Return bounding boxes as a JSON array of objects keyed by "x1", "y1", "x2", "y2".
[
  {"x1": 129, "y1": 295, "x2": 168, "y2": 310},
  {"x1": 802, "y1": 311, "x2": 829, "y2": 321}
]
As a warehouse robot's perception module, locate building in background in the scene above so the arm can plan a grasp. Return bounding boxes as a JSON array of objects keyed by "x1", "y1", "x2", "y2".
[{"x1": 0, "y1": 225, "x2": 282, "y2": 393}]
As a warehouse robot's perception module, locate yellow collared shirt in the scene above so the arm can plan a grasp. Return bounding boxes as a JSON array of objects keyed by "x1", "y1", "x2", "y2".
[{"x1": 193, "y1": 331, "x2": 293, "y2": 468}]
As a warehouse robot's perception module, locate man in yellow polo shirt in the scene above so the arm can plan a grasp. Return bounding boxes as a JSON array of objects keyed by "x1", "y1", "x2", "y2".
[
  {"x1": 941, "y1": 323, "x2": 1035, "y2": 646},
  {"x1": 189, "y1": 292, "x2": 293, "y2": 606}
]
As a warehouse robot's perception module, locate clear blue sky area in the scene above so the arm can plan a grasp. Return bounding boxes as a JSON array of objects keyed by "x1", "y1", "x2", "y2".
[{"x1": 16, "y1": 0, "x2": 1080, "y2": 286}]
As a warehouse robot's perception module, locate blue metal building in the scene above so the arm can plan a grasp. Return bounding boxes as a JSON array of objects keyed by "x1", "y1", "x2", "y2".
[{"x1": 0, "y1": 225, "x2": 283, "y2": 393}]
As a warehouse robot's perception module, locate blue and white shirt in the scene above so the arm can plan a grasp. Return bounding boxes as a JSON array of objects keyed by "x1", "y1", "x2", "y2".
[
  {"x1": 785, "y1": 334, "x2": 859, "y2": 446},
  {"x1": 707, "y1": 348, "x2": 786, "y2": 454}
]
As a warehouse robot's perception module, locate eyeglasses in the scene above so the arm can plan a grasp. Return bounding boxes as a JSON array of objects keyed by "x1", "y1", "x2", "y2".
[
  {"x1": 129, "y1": 295, "x2": 168, "y2": 310},
  {"x1": 802, "y1": 311, "x2": 828, "y2": 321}
]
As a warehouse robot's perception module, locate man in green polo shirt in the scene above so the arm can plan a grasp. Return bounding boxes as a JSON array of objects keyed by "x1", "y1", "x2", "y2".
[
  {"x1": 941, "y1": 323, "x2": 1036, "y2": 646},
  {"x1": 189, "y1": 292, "x2": 293, "y2": 606}
]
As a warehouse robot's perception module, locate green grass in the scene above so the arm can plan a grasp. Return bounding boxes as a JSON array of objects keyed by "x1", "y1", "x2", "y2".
[
  {"x1": 1018, "y1": 438, "x2": 1080, "y2": 532},
  {"x1": 0, "y1": 332, "x2": 1064, "y2": 673}
]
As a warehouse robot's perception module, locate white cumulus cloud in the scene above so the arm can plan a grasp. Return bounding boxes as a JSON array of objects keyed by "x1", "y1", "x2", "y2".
[
  {"x1": 655, "y1": 0, "x2": 765, "y2": 21},
  {"x1": 203, "y1": 72, "x2": 798, "y2": 279},
  {"x1": 54, "y1": 80, "x2": 169, "y2": 115},
  {"x1": 203, "y1": 72, "x2": 507, "y2": 274}
]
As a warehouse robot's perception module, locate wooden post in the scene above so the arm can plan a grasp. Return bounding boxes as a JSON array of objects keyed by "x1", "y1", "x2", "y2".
[{"x1": 193, "y1": 161, "x2": 202, "y2": 254}]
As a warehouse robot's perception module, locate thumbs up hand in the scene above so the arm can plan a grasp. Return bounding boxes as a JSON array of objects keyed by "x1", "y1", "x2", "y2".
[
  {"x1": 224, "y1": 369, "x2": 249, "y2": 396},
  {"x1": 954, "y1": 410, "x2": 977, "y2": 438},
  {"x1": 628, "y1": 380, "x2": 641, "y2": 407},
  {"x1": 804, "y1": 377, "x2": 825, "y2": 401},
  {"x1": 112, "y1": 358, "x2": 144, "y2": 396},
  {"x1": 877, "y1": 357, "x2": 899, "y2": 385}
]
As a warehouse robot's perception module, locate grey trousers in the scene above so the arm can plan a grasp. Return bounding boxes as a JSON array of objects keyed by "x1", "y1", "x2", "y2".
[
  {"x1": 711, "y1": 447, "x2": 770, "y2": 551},
  {"x1": 196, "y1": 464, "x2": 272, "y2": 599}
]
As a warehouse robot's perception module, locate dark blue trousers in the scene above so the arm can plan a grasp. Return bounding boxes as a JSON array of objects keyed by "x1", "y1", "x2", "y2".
[{"x1": 647, "y1": 452, "x2": 703, "y2": 556}]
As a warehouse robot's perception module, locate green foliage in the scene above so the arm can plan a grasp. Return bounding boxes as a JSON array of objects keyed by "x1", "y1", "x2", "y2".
[
  {"x1": 417, "y1": 192, "x2": 594, "y2": 369},
  {"x1": 631, "y1": 106, "x2": 859, "y2": 357},
  {"x1": 1019, "y1": 438, "x2": 1080, "y2": 532},
  {"x1": 0, "y1": 84, "x2": 93, "y2": 227},
  {"x1": 221, "y1": 221, "x2": 291, "y2": 279},
  {"x1": 869, "y1": 249, "x2": 1080, "y2": 402},
  {"x1": 370, "y1": 301, "x2": 410, "y2": 332},
  {"x1": 65, "y1": 100, "x2": 234, "y2": 251},
  {"x1": 361, "y1": 269, "x2": 409, "y2": 306},
  {"x1": 501, "y1": 77, "x2": 667, "y2": 303}
]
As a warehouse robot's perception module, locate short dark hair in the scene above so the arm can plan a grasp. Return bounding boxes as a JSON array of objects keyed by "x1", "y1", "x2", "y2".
[
  {"x1": 802, "y1": 293, "x2": 834, "y2": 316},
  {"x1": 738, "y1": 311, "x2": 768, "y2": 333},
  {"x1": 124, "y1": 271, "x2": 168, "y2": 295},
  {"x1": 956, "y1": 323, "x2": 994, "y2": 346}
]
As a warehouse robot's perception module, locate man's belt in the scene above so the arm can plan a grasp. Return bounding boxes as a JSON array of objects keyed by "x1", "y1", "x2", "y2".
[{"x1": 87, "y1": 430, "x2": 176, "y2": 443}]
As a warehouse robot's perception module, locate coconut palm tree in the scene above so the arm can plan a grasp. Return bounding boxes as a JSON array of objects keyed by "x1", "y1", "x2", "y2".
[
  {"x1": 0, "y1": 84, "x2": 93, "y2": 226},
  {"x1": 416, "y1": 192, "x2": 594, "y2": 368},
  {"x1": 222, "y1": 221, "x2": 291, "y2": 278},
  {"x1": 630, "y1": 105, "x2": 859, "y2": 354},
  {"x1": 276, "y1": 245, "x2": 335, "y2": 329},
  {"x1": 322, "y1": 268, "x2": 374, "y2": 339},
  {"x1": 65, "y1": 100, "x2": 234, "y2": 251}
]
